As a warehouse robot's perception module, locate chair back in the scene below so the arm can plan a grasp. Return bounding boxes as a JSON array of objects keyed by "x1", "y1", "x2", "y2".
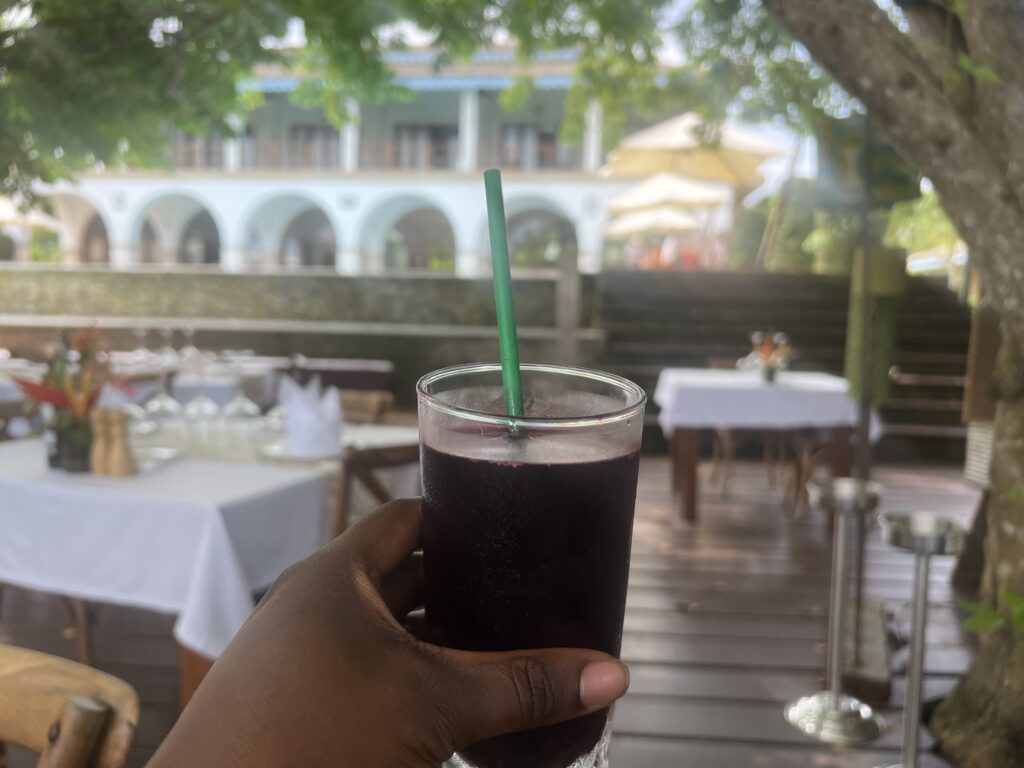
[
  {"x1": 339, "y1": 390, "x2": 394, "y2": 424},
  {"x1": 0, "y1": 644, "x2": 139, "y2": 768},
  {"x1": 333, "y1": 443, "x2": 420, "y2": 537}
]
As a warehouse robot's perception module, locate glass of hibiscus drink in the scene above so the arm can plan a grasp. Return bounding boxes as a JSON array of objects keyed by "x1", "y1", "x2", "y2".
[{"x1": 417, "y1": 361, "x2": 646, "y2": 768}]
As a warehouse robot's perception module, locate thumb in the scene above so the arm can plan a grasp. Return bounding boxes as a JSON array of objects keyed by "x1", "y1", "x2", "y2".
[{"x1": 437, "y1": 647, "x2": 630, "y2": 747}]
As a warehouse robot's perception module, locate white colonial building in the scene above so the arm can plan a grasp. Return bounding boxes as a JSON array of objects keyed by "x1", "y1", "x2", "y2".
[{"x1": 46, "y1": 48, "x2": 645, "y2": 276}]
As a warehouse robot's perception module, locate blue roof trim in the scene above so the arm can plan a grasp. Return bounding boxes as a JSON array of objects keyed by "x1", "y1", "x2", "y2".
[
  {"x1": 240, "y1": 77, "x2": 300, "y2": 93},
  {"x1": 240, "y1": 73, "x2": 575, "y2": 94},
  {"x1": 383, "y1": 47, "x2": 578, "y2": 65},
  {"x1": 396, "y1": 74, "x2": 572, "y2": 91}
]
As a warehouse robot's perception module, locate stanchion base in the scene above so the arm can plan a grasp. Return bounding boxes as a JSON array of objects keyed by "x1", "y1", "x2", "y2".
[{"x1": 784, "y1": 691, "x2": 885, "y2": 744}]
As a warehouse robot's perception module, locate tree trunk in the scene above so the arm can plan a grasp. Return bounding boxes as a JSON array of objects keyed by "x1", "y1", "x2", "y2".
[{"x1": 931, "y1": 321, "x2": 1024, "y2": 767}]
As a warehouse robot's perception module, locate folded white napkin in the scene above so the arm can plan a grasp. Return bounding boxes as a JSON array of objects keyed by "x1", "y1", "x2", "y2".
[{"x1": 279, "y1": 375, "x2": 345, "y2": 457}]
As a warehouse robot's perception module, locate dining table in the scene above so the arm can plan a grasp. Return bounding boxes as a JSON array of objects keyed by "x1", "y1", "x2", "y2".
[
  {"x1": 0, "y1": 418, "x2": 420, "y2": 708},
  {"x1": 653, "y1": 368, "x2": 874, "y2": 522}
]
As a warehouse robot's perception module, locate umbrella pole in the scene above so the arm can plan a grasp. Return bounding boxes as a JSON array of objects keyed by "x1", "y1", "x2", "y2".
[{"x1": 852, "y1": 116, "x2": 875, "y2": 667}]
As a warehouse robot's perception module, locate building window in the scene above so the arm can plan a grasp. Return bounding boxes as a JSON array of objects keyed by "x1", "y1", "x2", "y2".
[
  {"x1": 288, "y1": 125, "x2": 340, "y2": 170},
  {"x1": 392, "y1": 125, "x2": 458, "y2": 170},
  {"x1": 500, "y1": 124, "x2": 576, "y2": 170},
  {"x1": 172, "y1": 131, "x2": 224, "y2": 169}
]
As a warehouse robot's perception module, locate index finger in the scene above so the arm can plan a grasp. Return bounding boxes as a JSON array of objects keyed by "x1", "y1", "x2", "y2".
[{"x1": 343, "y1": 498, "x2": 422, "y2": 577}]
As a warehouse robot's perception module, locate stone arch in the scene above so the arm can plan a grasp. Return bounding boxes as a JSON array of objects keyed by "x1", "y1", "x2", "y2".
[
  {"x1": 49, "y1": 192, "x2": 112, "y2": 265},
  {"x1": 130, "y1": 191, "x2": 225, "y2": 265},
  {"x1": 359, "y1": 194, "x2": 457, "y2": 272},
  {"x1": 477, "y1": 195, "x2": 579, "y2": 268},
  {"x1": 240, "y1": 192, "x2": 339, "y2": 268}
]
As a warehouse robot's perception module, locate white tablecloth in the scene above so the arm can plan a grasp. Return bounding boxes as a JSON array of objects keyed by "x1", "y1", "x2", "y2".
[
  {"x1": 0, "y1": 376, "x2": 21, "y2": 404},
  {"x1": 654, "y1": 368, "x2": 877, "y2": 436},
  {"x1": 0, "y1": 439, "x2": 330, "y2": 658}
]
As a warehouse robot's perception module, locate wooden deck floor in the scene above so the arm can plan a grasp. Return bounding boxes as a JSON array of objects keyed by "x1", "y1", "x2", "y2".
[{"x1": 0, "y1": 458, "x2": 979, "y2": 767}]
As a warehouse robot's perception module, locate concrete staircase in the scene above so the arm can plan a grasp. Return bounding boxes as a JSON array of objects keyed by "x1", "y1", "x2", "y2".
[{"x1": 591, "y1": 270, "x2": 969, "y2": 459}]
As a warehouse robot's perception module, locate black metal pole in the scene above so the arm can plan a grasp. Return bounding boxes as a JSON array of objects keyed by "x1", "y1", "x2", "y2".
[{"x1": 853, "y1": 116, "x2": 875, "y2": 666}]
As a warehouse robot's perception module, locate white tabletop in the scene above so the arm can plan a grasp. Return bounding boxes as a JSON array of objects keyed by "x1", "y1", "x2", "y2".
[
  {"x1": 654, "y1": 368, "x2": 865, "y2": 433},
  {"x1": 0, "y1": 438, "x2": 330, "y2": 658}
]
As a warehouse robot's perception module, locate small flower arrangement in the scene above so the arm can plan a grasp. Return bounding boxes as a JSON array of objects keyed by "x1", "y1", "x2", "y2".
[
  {"x1": 749, "y1": 331, "x2": 791, "y2": 383},
  {"x1": 15, "y1": 330, "x2": 109, "y2": 471}
]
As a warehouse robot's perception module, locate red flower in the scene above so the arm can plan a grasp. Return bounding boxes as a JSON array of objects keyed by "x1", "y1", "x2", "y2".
[{"x1": 15, "y1": 378, "x2": 70, "y2": 409}]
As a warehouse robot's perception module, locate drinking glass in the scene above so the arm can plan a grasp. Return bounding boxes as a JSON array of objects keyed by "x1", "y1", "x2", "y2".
[{"x1": 417, "y1": 363, "x2": 646, "y2": 768}]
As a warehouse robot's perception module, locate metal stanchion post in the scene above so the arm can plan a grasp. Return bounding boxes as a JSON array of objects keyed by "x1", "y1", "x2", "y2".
[
  {"x1": 785, "y1": 478, "x2": 885, "y2": 744},
  {"x1": 875, "y1": 511, "x2": 965, "y2": 768}
]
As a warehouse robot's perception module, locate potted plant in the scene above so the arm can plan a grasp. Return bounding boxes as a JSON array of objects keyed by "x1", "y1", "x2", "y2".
[{"x1": 16, "y1": 330, "x2": 108, "y2": 472}]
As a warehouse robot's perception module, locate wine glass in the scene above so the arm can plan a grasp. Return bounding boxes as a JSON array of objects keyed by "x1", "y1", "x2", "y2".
[
  {"x1": 179, "y1": 326, "x2": 201, "y2": 363},
  {"x1": 158, "y1": 327, "x2": 179, "y2": 369}
]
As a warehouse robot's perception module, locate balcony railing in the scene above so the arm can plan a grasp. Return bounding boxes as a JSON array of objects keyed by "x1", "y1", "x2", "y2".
[
  {"x1": 172, "y1": 138, "x2": 225, "y2": 170},
  {"x1": 241, "y1": 138, "x2": 341, "y2": 171},
  {"x1": 168, "y1": 137, "x2": 583, "y2": 173}
]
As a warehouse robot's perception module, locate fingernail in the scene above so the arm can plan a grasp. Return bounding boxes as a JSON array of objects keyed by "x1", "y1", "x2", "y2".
[{"x1": 579, "y1": 660, "x2": 630, "y2": 708}]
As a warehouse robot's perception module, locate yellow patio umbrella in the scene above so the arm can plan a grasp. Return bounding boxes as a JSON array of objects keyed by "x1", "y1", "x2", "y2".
[
  {"x1": 603, "y1": 113, "x2": 790, "y2": 187},
  {"x1": 608, "y1": 173, "x2": 731, "y2": 214},
  {"x1": 606, "y1": 206, "x2": 701, "y2": 238}
]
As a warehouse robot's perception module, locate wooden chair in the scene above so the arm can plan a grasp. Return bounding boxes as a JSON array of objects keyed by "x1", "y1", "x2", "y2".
[
  {"x1": 0, "y1": 643, "x2": 139, "y2": 768},
  {"x1": 333, "y1": 444, "x2": 419, "y2": 538},
  {"x1": 338, "y1": 390, "x2": 394, "y2": 425}
]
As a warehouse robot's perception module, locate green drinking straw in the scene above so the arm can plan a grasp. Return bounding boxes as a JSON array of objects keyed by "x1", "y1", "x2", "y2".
[{"x1": 483, "y1": 168, "x2": 525, "y2": 419}]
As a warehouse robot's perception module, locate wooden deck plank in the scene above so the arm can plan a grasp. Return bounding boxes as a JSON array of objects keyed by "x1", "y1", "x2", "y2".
[{"x1": 0, "y1": 458, "x2": 978, "y2": 767}]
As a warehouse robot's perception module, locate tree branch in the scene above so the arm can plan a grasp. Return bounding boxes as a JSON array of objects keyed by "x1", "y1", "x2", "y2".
[
  {"x1": 893, "y1": 0, "x2": 973, "y2": 112},
  {"x1": 763, "y1": 0, "x2": 1024, "y2": 325},
  {"x1": 957, "y1": 0, "x2": 1024, "y2": 203}
]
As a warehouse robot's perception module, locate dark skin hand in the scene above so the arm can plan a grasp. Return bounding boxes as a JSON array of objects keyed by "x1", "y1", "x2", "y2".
[{"x1": 149, "y1": 499, "x2": 630, "y2": 767}]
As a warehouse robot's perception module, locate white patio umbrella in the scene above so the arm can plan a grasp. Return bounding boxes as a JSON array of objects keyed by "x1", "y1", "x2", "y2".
[
  {"x1": 606, "y1": 206, "x2": 701, "y2": 238},
  {"x1": 608, "y1": 173, "x2": 731, "y2": 214},
  {"x1": 603, "y1": 113, "x2": 790, "y2": 187},
  {"x1": 0, "y1": 197, "x2": 62, "y2": 231}
]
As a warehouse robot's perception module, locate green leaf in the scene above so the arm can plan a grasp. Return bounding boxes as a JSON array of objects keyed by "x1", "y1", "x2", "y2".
[
  {"x1": 963, "y1": 605, "x2": 1006, "y2": 634},
  {"x1": 1004, "y1": 589, "x2": 1024, "y2": 632},
  {"x1": 957, "y1": 53, "x2": 1002, "y2": 84}
]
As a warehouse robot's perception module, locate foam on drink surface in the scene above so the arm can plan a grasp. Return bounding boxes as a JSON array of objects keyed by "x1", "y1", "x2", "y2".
[{"x1": 428, "y1": 386, "x2": 637, "y2": 464}]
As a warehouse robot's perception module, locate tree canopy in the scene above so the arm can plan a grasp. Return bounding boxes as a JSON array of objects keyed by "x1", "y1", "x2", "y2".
[{"x1": 0, "y1": 0, "x2": 667, "y2": 200}]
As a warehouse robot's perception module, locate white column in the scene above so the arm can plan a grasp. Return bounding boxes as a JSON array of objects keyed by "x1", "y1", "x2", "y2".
[
  {"x1": 13, "y1": 228, "x2": 31, "y2": 263},
  {"x1": 224, "y1": 140, "x2": 241, "y2": 172},
  {"x1": 457, "y1": 89, "x2": 480, "y2": 173},
  {"x1": 220, "y1": 244, "x2": 246, "y2": 272},
  {"x1": 455, "y1": 250, "x2": 481, "y2": 277},
  {"x1": 109, "y1": 243, "x2": 136, "y2": 269},
  {"x1": 341, "y1": 99, "x2": 360, "y2": 173},
  {"x1": 582, "y1": 100, "x2": 604, "y2": 173},
  {"x1": 577, "y1": 215, "x2": 604, "y2": 273},
  {"x1": 336, "y1": 227, "x2": 361, "y2": 274}
]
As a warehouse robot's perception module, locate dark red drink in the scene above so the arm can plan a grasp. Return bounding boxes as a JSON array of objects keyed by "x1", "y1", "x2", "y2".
[{"x1": 421, "y1": 444, "x2": 641, "y2": 768}]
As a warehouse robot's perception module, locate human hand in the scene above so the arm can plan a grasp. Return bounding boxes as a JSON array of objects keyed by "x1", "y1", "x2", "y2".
[{"x1": 149, "y1": 499, "x2": 630, "y2": 767}]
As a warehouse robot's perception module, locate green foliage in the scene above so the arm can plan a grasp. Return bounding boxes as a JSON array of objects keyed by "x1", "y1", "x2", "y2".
[
  {"x1": 29, "y1": 228, "x2": 60, "y2": 263},
  {"x1": 959, "y1": 590, "x2": 1024, "y2": 635},
  {"x1": 885, "y1": 192, "x2": 961, "y2": 255},
  {"x1": 729, "y1": 198, "x2": 770, "y2": 270},
  {"x1": 1006, "y1": 590, "x2": 1024, "y2": 633},
  {"x1": 671, "y1": 0, "x2": 854, "y2": 133},
  {"x1": 960, "y1": 600, "x2": 1006, "y2": 634},
  {"x1": 764, "y1": 179, "x2": 815, "y2": 273},
  {"x1": 1, "y1": 0, "x2": 672, "y2": 196},
  {"x1": 803, "y1": 212, "x2": 857, "y2": 276},
  {"x1": 956, "y1": 52, "x2": 1000, "y2": 85}
]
